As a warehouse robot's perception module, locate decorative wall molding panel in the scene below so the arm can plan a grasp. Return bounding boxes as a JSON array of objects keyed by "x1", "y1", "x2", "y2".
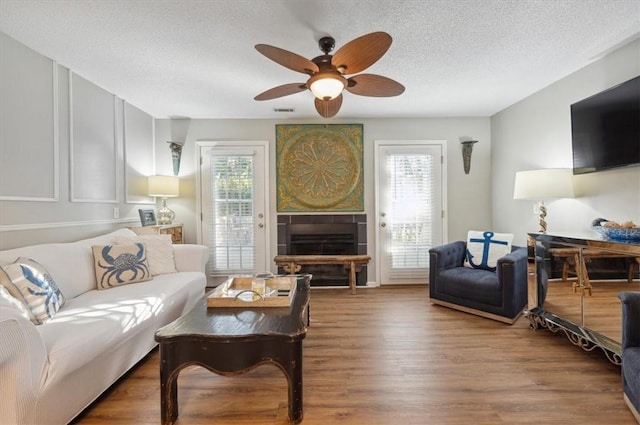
[
  {"x1": 69, "y1": 72, "x2": 118, "y2": 203},
  {"x1": 0, "y1": 33, "x2": 59, "y2": 202},
  {"x1": 124, "y1": 102, "x2": 155, "y2": 204}
]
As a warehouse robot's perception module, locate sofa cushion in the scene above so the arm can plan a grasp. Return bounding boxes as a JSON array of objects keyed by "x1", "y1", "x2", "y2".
[
  {"x1": 0, "y1": 257, "x2": 66, "y2": 324},
  {"x1": 437, "y1": 267, "x2": 503, "y2": 307},
  {"x1": 464, "y1": 230, "x2": 513, "y2": 271},
  {"x1": 92, "y1": 244, "x2": 151, "y2": 289},
  {"x1": 37, "y1": 272, "x2": 206, "y2": 386},
  {"x1": 114, "y1": 234, "x2": 177, "y2": 276}
]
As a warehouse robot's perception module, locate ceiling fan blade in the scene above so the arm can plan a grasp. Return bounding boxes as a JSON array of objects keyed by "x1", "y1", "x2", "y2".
[
  {"x1": 345, "y1": 74, "x2": 405, "y2": 97},
  {"x1": 254, "y1": 83, "x2": 307, "y2": 101},
  {"x1": 314, "y1": 94, "x2": 343, "y2": 118},
  {"x1": 255, "y1": 44, "x2": 319, "y2": 75},
  {"x1": 331, "y1": 32, "x2": 392, "y2": 75}
]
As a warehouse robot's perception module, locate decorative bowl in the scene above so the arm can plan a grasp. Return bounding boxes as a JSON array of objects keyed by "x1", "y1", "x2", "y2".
[{"x1": 592, "y1": 226, "x2": 640, "y2": 241}]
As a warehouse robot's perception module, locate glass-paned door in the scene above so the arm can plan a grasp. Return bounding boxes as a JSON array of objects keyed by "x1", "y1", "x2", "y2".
[
  {"x1": 199, "y1": 143, "x2": 268, "y2": 283},
  {"x1": 375, "y1": 141, "x2": 445, "y2": 285}
]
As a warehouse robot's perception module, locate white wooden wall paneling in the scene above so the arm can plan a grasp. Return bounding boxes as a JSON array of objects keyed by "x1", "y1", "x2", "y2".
[
  {"x1": 0, "y1": 34, "x2": 58, "y2": 202},
  {"x1": 69, "y1": 72, "x2": 118, "y2": 203}
]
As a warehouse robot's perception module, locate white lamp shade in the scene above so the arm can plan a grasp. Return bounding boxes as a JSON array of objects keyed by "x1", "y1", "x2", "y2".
[
  {"x1": 513, "y1": 168, "x2": 575, "y2": 200},
  {"x1": 148, "y1": 175, "x2": 179, "y2": 197}
]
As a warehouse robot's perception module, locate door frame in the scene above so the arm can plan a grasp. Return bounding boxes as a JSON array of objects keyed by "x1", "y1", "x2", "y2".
[
  {"x1": 373, "y1": 140, "x2": 448, "y2": 285},
  {"x1": 195, "y1": 140, "x2": 271, "y2": 280}
]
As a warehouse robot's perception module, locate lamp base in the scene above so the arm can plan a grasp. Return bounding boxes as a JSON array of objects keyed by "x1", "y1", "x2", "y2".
[
  {"x1": 538, "y1": 201, "x2": 547, "y2": 233},
  {"x1": 158, "y1": 198, "x2": 175, "y2": 225}
]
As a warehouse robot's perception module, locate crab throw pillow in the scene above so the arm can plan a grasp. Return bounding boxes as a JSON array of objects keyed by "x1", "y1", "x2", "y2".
[
  {"x1": 92, "y1": 243, "x2": 151, "y2": 290},
  {"x1": 0, "y1": 257, "x2": 66, "y2": 324}
]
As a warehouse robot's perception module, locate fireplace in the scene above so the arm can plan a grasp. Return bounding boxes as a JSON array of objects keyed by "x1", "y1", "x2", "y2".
[
  {"x1": 286, "y1": 223, "x2": 357, "y2": 286},
  {"x1": 277, "y1": 215, "x2": 367, "y2": 287},
  {"x1": 288, "y1": 223, "x2": 357, "y2": 256}
]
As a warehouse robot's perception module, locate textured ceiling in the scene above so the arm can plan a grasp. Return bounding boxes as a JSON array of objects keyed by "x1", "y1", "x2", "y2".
[{"x1": 1, "y1": 0, "x2": 639, "y2": 119}]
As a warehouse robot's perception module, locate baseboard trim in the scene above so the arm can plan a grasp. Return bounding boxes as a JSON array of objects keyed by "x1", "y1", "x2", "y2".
[{"x1": 430, "y1": 298, "x2": 522, "y2": 324}]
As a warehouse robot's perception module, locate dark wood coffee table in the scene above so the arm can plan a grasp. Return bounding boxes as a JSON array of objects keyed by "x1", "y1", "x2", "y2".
[{"x1": 154, "y1": 274, "x2": 311, "y2": 424}]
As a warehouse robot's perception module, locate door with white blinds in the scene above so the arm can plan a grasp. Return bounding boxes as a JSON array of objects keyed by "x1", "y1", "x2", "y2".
[
  {"x1": 375, "y1": 141, "x2": 445, "y2": 285},
  {"x1": 199, "y1": 143, "x2": 269, "y2": 283}
]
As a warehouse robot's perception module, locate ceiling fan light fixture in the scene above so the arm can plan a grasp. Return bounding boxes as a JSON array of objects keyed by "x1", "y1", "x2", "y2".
[
  {"x1": 308, "y1": 72, "x2": 346, "y2": 100},
  {"x1": 254, "y1": 32, "x2": 402, "y2": 117}
]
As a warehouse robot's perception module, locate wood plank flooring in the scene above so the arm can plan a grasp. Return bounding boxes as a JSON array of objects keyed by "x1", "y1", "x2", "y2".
[
  {"x1": 73, "y1": 285, "x2": 636, "y2": 425},
  {"x1": 544, "y1": 279, "x2": 639, "y2": 342}
]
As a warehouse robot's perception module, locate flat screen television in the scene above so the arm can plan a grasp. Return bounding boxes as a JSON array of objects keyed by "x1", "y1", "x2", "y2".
[{"x1": 570, "y1": 75, "x2": 640, "y2": 175}]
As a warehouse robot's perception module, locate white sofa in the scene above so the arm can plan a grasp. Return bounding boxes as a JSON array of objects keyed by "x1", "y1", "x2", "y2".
[{"x1": 0, "y1": 228, "x2": 208, "y2": 424}]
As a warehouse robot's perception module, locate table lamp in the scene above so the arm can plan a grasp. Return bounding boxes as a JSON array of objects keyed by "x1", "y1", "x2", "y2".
[
  {"x1": 148, "y1": 175, "x2": 179, "y2": 225},
  {"x1": 513, "y1": 168, "x2": 575, "y2": 233}
]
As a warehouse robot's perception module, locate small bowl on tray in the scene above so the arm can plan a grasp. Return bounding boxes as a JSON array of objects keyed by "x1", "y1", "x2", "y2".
[{"x1": 592, "y1": 225, "x2": 640, "y2": 241}]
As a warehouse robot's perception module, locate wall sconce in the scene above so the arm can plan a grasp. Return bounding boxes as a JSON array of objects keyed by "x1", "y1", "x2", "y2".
[
  {"x1": 460, "y1": 140, "x2": 478, "y2": 174},
  {"x1": 167, "y1": 141, "x2": 185, "y2": 176},
  {"x1": 148, "y1": 175, "x2": 180, "y2": 225}
]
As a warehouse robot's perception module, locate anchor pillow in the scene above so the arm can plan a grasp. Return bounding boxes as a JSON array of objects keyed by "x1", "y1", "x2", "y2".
[
  {"x1": 92, "y1": 243, "x2": 151, "y2": 290},
  {"x1": 0, "y1": 257, "x2": 66, "y2": 324},
  {"x1": 464, "y1": 230, "x2": 513, "y2": 271}
]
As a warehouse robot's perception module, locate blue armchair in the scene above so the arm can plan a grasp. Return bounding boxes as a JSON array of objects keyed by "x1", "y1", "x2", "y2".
[
  {"x1": 428, "y1": 241, "x2": 528, "y2": 324},
  {"x1": 619, "y1": 292, "x2": 640, "y2": 423}
]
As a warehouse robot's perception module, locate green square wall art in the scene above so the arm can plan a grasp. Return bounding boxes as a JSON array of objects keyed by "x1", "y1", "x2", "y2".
[{"x1": 276, "y1": 124, "x2": 364, "y2": 212}]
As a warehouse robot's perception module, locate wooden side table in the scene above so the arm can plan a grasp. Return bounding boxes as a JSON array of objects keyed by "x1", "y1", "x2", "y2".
[
  {"x1": 129, "y1": 224, "x2": 183, "y2": 244},
  {"x1": 158, "y1": 224, "x2": 183, "y2": 244}
]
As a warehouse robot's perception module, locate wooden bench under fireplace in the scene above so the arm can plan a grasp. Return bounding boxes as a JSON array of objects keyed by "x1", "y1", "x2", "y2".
[{"x1": 274, "y1": 254, "x2": 371, "y2": 295}]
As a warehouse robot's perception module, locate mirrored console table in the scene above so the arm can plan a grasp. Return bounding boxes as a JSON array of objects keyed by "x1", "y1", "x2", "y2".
[{"x1": 526, "y1": 232, "x2": 640, "y2": 365}]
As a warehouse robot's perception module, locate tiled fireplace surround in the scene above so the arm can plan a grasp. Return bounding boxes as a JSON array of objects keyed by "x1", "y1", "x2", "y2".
[{"x1": 277, "y1": 214, "x2": 368, "y2": 286}]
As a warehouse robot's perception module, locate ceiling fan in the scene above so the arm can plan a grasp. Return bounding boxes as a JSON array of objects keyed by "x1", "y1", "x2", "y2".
[{"x1": 254, "y1": 32, "x2": 405, "y2": 118}]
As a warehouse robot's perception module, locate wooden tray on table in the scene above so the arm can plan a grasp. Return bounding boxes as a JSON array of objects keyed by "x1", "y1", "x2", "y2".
[{"x1": 207, "y1": 275, "x2": 297, "y2": 308}]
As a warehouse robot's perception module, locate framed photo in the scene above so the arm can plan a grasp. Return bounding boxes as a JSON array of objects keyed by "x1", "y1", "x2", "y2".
[{"x1": 138, "y1": 209, "x2": 157, "y2": 227}]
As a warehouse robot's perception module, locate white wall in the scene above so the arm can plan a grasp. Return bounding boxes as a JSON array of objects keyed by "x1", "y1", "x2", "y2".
[
  {"x1": 0, "y1": 33, "x2": 156, "y2": 249},
  {"x1": 154, "y1": 117, "x2": 492, "y2": 278},
  {"x1": 4, "y1": 28, "x2": 637, "y2": 263},
  {"x1": 0, "y1": 30, "x2": 493, "y2": 257},
  {"x1": 491, "y1": 39, "x2": 640, "y2": 247}
]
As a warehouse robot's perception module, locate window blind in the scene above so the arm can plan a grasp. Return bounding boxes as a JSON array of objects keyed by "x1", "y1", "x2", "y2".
[
  {"x1": 386, "y1": 153, "x2": 434, "y2": 271},
  {"x1": 208, "y1": 154, "x2": 255, "y2": 276}
]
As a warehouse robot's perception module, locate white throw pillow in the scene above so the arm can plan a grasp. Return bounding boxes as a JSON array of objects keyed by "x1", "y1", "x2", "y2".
[
  {"x1": 0, "y1": 257, "x2": 66, "y2": 324},
  {"x1": 114, "y1": 234, "x2": 177, "y2": 276},
  {"x1": 464, "y1": 230, "x2": 513, "y2": 271}
]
